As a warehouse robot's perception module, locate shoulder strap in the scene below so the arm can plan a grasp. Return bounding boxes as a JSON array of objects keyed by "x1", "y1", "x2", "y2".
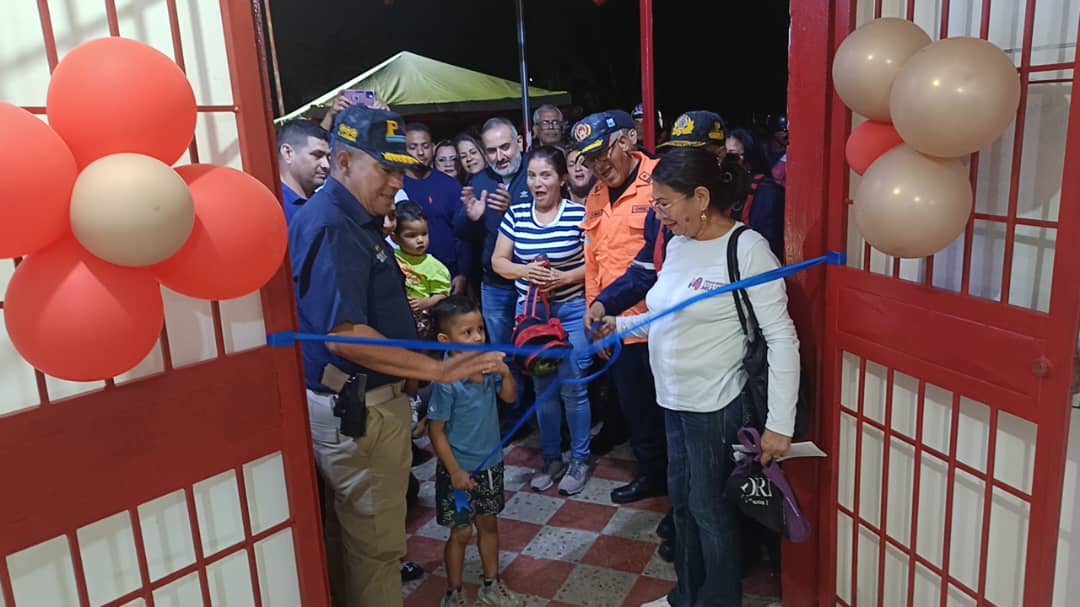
[{"x1": 727, "y1": 225, "x2": 761, "y2": 341}]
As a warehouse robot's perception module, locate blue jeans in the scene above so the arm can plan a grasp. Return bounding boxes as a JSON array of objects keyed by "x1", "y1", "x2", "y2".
[
  {"x1": 481, "y1": 282, "x2": 527, "y2": 428},
  {"x1": 515, "y1": 297, "x2": 592, "y2": 463},
  {"x1": 665, "y1": 394, "x2": 746, "y2": 607}
]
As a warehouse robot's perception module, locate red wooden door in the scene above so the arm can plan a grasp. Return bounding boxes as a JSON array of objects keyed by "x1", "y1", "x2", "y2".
[
  {"x1": 788, "y1": 1, "x2": 1080, "y2": 605},
  {"x1": 0, "y1": 1, "x2": 330, "y2": 605}
]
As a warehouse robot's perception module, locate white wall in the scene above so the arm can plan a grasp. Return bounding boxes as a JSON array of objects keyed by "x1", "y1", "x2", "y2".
[{"x1": 1053, "y1": 406, "x2": 1080, "y2": 607}]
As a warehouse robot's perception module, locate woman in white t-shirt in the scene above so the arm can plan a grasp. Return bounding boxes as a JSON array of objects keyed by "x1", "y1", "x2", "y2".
[
  {"x1": 491, "y1": 146, "x2": 592, "y2": 497},
  {"x1": 600, "y1": 147, "x2": 799, "y2": 607}
]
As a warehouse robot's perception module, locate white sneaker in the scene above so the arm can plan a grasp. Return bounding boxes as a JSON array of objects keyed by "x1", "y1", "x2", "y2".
[
  {"x1": 530, "y1": 459, "x2": 566, "y2": 491},
  {"x1": 639, "y1": 597, "x2": 672, "y2": 607}
]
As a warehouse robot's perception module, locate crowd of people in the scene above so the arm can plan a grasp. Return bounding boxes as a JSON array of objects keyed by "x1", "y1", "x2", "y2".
[{"x1": 277, "y1": 92, "x2": 797, "y2": 607}]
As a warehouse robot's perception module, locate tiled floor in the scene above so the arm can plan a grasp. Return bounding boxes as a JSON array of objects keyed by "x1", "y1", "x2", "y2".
[{"x1": 403, "y1": 435, "x2": 782, "y2": 607}]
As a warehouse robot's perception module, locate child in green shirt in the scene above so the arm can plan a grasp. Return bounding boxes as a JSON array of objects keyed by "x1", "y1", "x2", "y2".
[{"x1": 393, "y1": 201, "x2": 452, "y2": 338}]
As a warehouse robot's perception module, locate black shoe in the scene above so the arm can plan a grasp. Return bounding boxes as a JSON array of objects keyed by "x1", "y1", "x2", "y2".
[
  {"x1": 610, "y1": 476, "x2": 667, "y2": 504},
  {"x1": 656, "y1": 511, "x2": 674, "y2": 540},
  {"x1": 657, "y1": 539, "x2": 675, "y2": 563},
  {"x1": 400, "y1": 560, "x2": 424, "y2": 583}
]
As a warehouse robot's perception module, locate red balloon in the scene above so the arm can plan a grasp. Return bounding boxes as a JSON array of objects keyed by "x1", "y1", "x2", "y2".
[
  {"x1": 154, "y1": 165, "x2": 288, "y2": 301},
  {"x1": 0, "y1": 103, "x2": 77, "y2": 257},
  {"x1": 46, "y1": 37, "x2": 196, "y2": 168},
  {"x1": 846, "y1": 121, "x2": 904, "y2": 175},
  {"x1": 4, "y1": 238, "x2": 164, "y2": 381}
]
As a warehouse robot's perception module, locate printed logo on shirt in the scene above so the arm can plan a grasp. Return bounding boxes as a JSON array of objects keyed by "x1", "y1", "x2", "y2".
[
  {"x1": 688, "y1": 276, "x2": 724, "y2": 292},
  {"x1": 374, "y1": 244, "x2": 388, "y2": 263},
  {"x1": 632, "y1": 205, "x2": 650, "y2": 213}
]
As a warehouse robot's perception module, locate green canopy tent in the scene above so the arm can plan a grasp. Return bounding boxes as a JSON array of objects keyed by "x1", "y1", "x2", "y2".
[{"x1": 275, "y1": 51, "x2": 570, "y2": 126}]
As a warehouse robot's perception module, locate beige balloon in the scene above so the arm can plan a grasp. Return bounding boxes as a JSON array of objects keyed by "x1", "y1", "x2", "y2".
[
  {"x1": 70, "y1": 153, "x2": 195, "y2": 267},
  {"x1": 853, "y1": 145, "x2": 972, "y2": 259},
  {"x1": 890, "y1": 37, "x2": 1021, "y2": 158},
  {"x1": 832, "y1": 18, "x2": 932, "y2": 122}
]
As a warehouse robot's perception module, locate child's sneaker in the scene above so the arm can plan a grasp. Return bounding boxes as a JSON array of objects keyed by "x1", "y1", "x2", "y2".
[
  {"x1": 530, "y1": 458, "x2": 566, "y2": 491},
  {"x1": 440, "y1": 587, "x2": 469, "y2": 607},
  {"x1": 476, "y1": 579, "x2": 523, "y2": 607},
  {"x1": 558, "y1": 460, "x2": 590, "y2": 496}
]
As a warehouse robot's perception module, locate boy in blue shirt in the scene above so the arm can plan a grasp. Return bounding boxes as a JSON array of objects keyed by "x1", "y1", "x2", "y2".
[{"x1": 427, "y1": 296, "x2": 522, "y2": 607}]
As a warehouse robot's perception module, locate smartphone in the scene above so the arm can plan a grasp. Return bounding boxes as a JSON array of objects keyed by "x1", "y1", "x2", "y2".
[{"x1": 343, "y1": 89, "x2": 377, "y2": 108}]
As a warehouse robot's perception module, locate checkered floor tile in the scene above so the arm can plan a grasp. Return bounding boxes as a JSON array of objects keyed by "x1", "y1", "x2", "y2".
[{"x1": 403, "y1": 436, "x2": 782, "y2": 607}]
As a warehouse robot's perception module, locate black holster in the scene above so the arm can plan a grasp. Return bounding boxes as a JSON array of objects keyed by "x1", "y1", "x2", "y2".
[{"x1": 332, "y1": 373, "x2": 368, "y2": 439}]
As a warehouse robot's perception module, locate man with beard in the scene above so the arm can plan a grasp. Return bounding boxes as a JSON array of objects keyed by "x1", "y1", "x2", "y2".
[
  {"x1": 455, "y1": 117, "x2": 533, "y2": 435},
  {"x1": 572, "y1": 111, "x2": 667, "y2": 505},
  {"x1": 278, "y1": 119, "x2": 331, "y2": 223}
]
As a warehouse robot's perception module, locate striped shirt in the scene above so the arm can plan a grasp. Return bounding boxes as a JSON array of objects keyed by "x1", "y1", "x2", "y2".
[{"x1": 499, "y1": 199, "x2": 587, "y2": 302}]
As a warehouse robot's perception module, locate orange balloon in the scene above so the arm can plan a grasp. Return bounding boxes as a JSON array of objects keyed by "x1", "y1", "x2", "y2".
[
  {"x1": 154, "y1": 165, "x2": 288, "y2": 301},
  {"x1": 845, "y1": 121, "x2": 904, "y2": 175},
  {"x1": 4, "y1": 238, "x2": 164, "y2": 381},
  {"x1": 0, "y1": 103, "x2": 77, "y2": 258},
  {"x1": 46, "y1": 37, "x2": 196, "y2": 168}
]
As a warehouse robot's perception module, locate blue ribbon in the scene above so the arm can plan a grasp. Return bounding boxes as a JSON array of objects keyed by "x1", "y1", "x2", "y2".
[{"x1": 267, "y1": 251, "x2": 846, "y2": 513}]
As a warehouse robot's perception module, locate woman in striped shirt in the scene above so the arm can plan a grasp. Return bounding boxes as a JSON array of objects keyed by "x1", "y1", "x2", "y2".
[{"x1": 491, "y1": 145, "x2": 592, "y2": 496}]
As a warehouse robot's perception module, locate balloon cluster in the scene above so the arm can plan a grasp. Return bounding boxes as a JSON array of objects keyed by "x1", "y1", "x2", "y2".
[
  {"x1": 0, "y1": 38, "x2": 288, "y2": 382},
  {"x1": 833, "y1": 18, "x2": 1021, "y2": 258}
]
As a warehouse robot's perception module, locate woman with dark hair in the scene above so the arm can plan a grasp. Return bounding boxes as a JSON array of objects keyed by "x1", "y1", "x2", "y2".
[
  {"x1": 454, "y1": 133, "x2": 487, "y2": 179},
  {"x1": 434, "y1": 139, "x2": 465, "y2": 183},
  {"x1": 598, "y1": 147, "x2": 799, "y2": 607},
  {"x1": 490, "y1": 145, "x2": 592, "y2": 496}
]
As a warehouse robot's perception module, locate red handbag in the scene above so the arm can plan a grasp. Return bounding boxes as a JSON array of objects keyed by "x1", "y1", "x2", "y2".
[{"x1": 511, "y1": 257, "x2": 570, "y2": 377}]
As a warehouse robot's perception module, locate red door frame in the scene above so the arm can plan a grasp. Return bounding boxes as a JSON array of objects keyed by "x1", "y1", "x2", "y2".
[
  {"x1": 630, "y1": 0, "x2": 1080, "y2": 603},
  {"x1": 0, "y1": 1, "x2": 331, "y2": 605},
  {"x1": 781, "y1": 1, "x2": 1080, "y2": 605}
]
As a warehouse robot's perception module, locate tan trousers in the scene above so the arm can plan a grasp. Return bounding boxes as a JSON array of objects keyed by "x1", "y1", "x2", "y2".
[{"x1": 308, "y1": 383, "x2": 411, "y2": 607}]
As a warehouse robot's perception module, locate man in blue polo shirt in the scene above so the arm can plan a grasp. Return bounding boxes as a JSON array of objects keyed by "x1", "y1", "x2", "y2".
[
  {"x1": 277, "y1": 119, "x2": 330, "y2": 223},
  {"x1": 455, "y1": 117, "x2": 533, "y2": 433},
  {"x1": 289, "y1": 105, "x2": 504, "y2": 607}
]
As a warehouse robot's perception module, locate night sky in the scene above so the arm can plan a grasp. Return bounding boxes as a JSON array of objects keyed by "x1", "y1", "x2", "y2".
[{"x1": 268, "y1": 0, "x2": 790, "y2": 133}]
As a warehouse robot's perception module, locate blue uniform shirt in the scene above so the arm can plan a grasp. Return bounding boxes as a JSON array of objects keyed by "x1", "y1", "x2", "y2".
[
  {"x1": 427, "y1": 374, "x2": 504, "y2": 472},
  {"x1": 453, "y1": 166, "x2": 532, "y2": 288},
  {"x1": 281, "y1": 182, "x2": 306, "y2": 225},
  {"x1": 289, "y1": 177, "x2": 418, "y2": 392},
  {"x1": 403, "y1": 171, "x2": 469, "y2": 277}
]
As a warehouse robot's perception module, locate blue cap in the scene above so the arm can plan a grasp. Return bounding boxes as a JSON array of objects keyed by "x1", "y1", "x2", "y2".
[
  {"x1": 570, "y1": 111, "x2": 631, "y2": 154},
  {"x1": 331, "y1": 105, "x2": 423, "y2": 170},
  {"x1": 658, "y1": 111, "x2": 728, "y2": 149},
  {"x1": 610, "y1": 110, "x2": 635, "y2": 130}
]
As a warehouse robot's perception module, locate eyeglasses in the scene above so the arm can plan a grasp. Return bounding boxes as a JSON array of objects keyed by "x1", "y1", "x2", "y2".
[
  {"x1": 582, "y1": 143, "x2": 618, "y2": 169},
  {"x1": 539, "y1": 120, "x2": 563, "y2": 129},
  {"x1": 649, "y1": 194, "x2": 690, "y2": 213}
]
